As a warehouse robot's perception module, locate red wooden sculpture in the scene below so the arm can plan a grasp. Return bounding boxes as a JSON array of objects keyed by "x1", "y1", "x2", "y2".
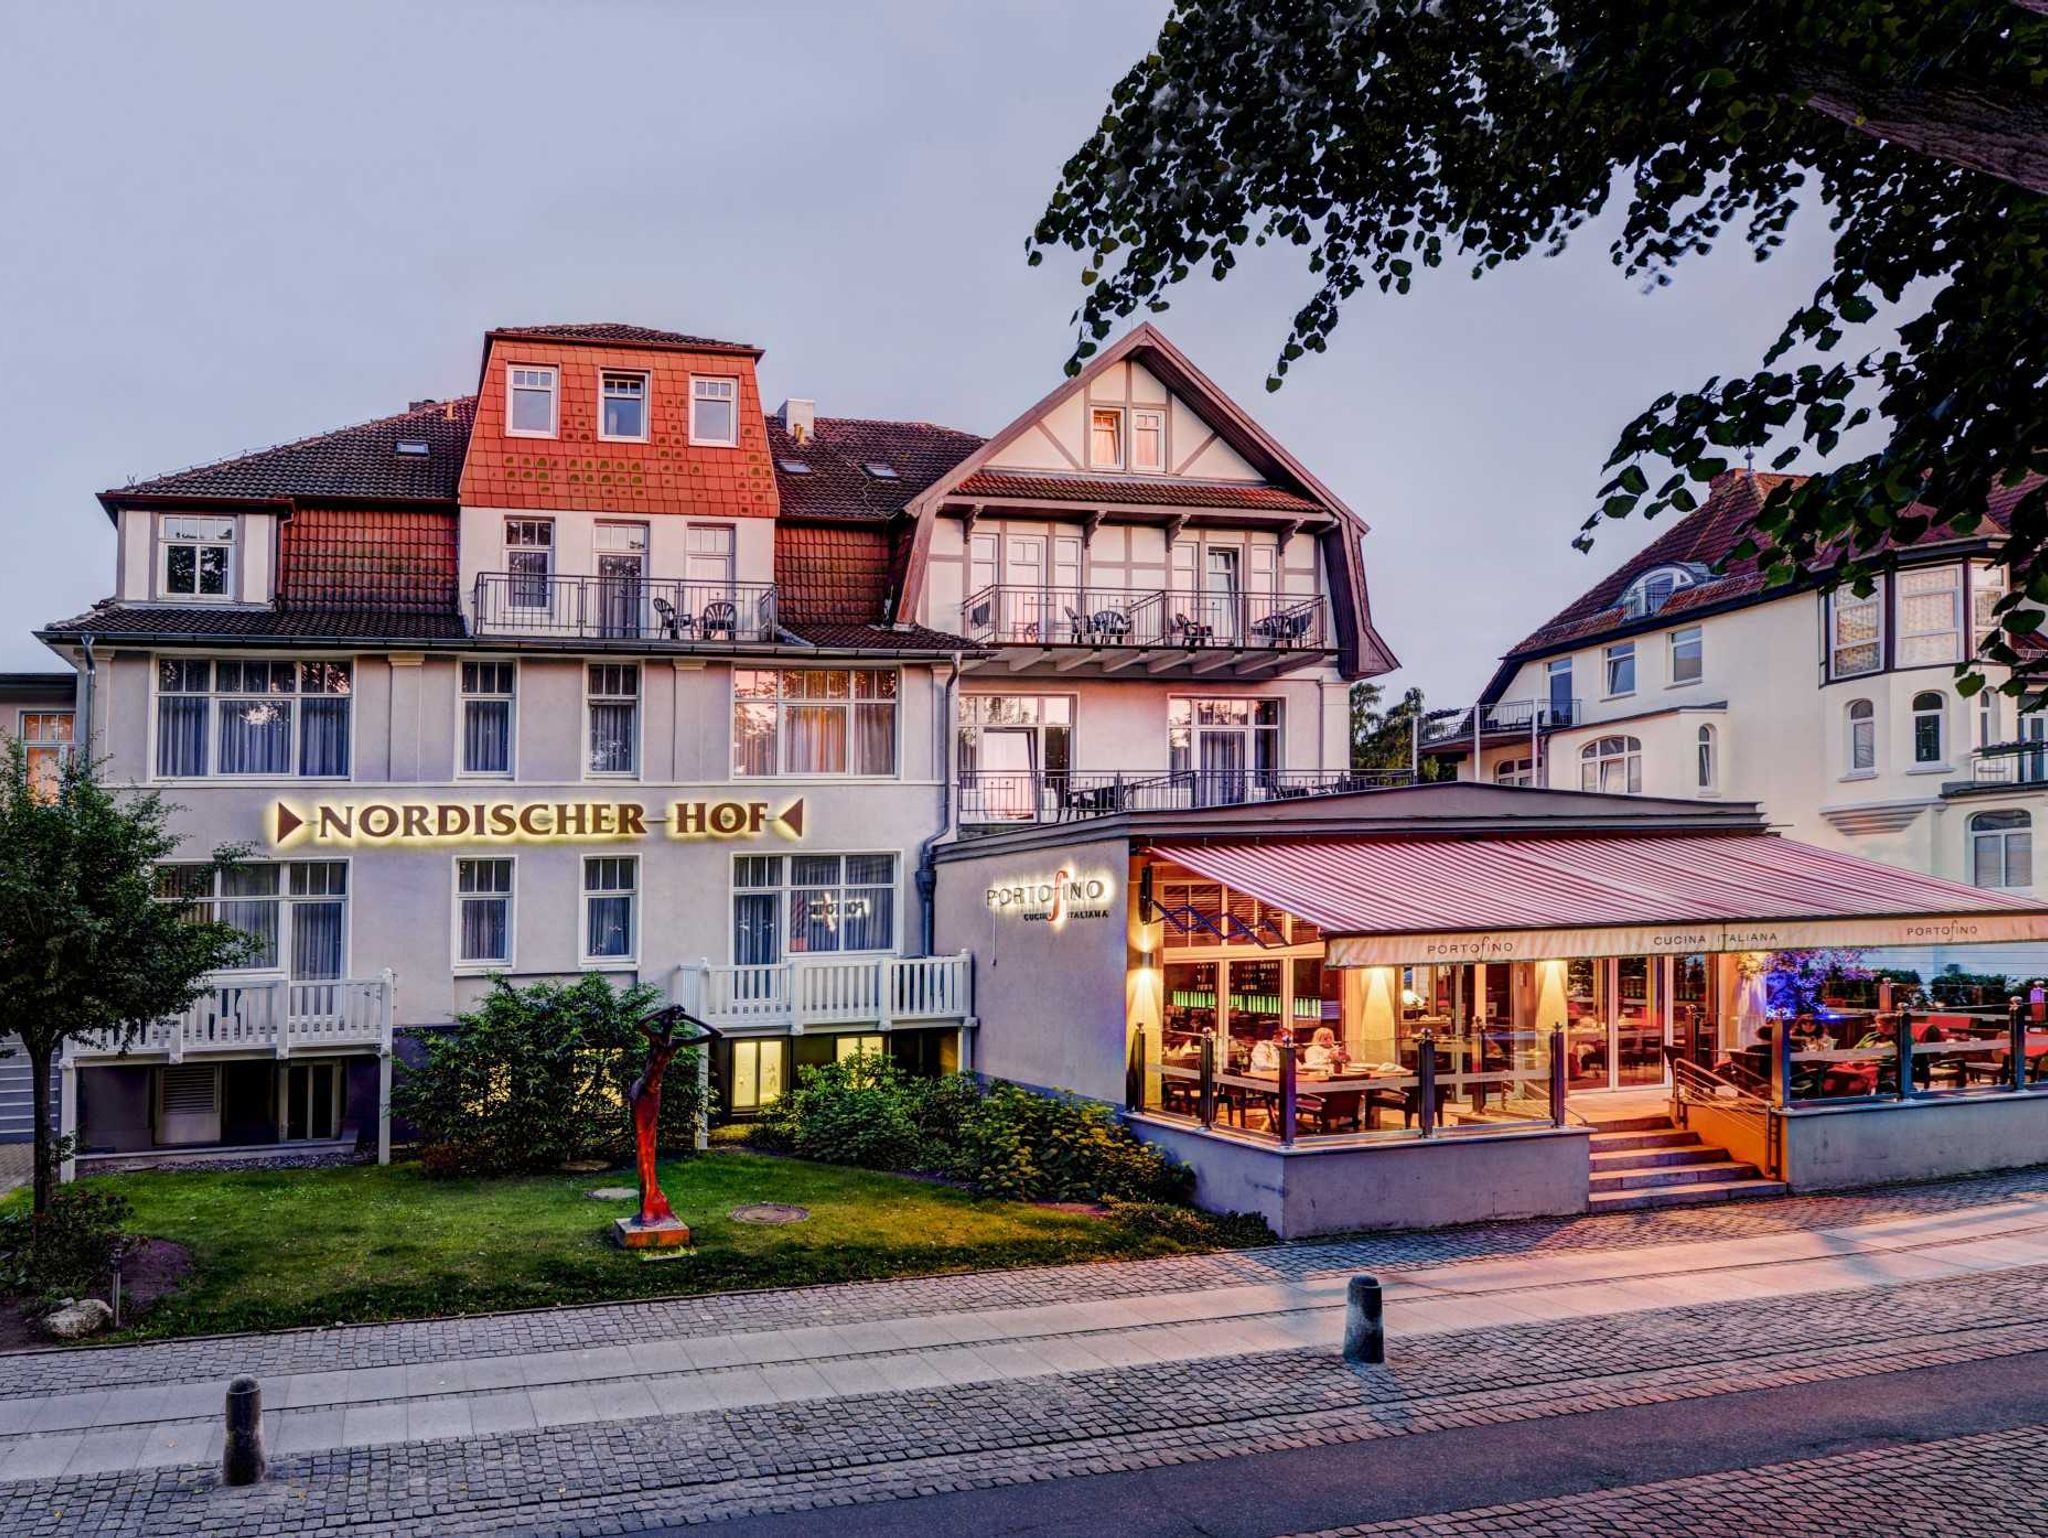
[{"x1": 615, "y1": 1004, "x2": 710, "y2": 1249}]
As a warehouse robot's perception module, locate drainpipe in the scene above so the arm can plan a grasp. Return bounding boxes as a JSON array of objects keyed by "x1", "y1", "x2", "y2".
[
  {"x1": 77, "y1": 636, "x2": 97, "y2": 759},
  {"x1": 916, "y1": 652, "x2": 963, "y2": 956}
]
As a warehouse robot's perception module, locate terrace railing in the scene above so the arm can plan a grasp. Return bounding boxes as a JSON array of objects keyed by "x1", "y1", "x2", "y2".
[
  {"x1": 66, "y1": 973, "x2": 395, "y2": 1063},
  {"x1": 473, "y1": 573, "x2": 780, "y2": 644},
  {"x1": 958, "y1": 767, "x2": 1414, "y2": 826},
  {"x1": 675, "y1": 953, "x2": 973, "y2": 1034},
  {"x1": 1955, "y1": 740, "x2": 2048, "y2": 787},
  {"x1": 1418, "y1": 698, "x2": 1585, "y2": 750},
  {"x1": 961, "y1": 585, "x2": 1327, "y2": 652}
]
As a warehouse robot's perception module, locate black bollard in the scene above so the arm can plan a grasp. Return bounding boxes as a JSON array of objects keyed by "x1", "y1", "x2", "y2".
[
  {"x1": 222, "y1": 1375, "x2": 266, "y2": 1486},
  {"x1": 1343, "y1": 1275, "x2": 1385, "y2": 1364}
]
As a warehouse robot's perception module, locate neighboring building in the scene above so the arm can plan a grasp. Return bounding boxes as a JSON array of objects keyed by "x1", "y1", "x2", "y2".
[
  {"x1": 32, "y1": 321, "x2": 1387, "y2": 1169},
  {"x1": 1437, "y1": 469, "x2": 2048, "y2": 977},
  {"x1": 0, "y1": 672, "x2": 78, "y2": 1155}
]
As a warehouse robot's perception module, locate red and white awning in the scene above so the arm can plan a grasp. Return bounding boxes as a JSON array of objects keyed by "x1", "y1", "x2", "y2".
[{"x1": 1145, "y1": 833, "x2": 2048, "y2": 966}]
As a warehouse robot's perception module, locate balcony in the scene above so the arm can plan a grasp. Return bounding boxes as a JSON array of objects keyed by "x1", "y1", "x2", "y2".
[
  {"x1": 66, "y1": 974, "x2": 394, "y2": 1063},
  {"x1": 672, "y1": 952, "x2": 974, "y2": 1035},
  {"x1": 958, "y1": 768, "x2": 1412, "y2": 828},
  {"x1": 961, "y1": 586, "x2": 1330, "y2": 678},
  {"x1": 472, "y1": 573, "x2": 780, "y2": 645},
  {"x1": 1944, "y1": 741, "x2": 2048, "y2": 797},
  {"x1": 1419, "y1": 698, "x2": 1585, "y2": 754}
]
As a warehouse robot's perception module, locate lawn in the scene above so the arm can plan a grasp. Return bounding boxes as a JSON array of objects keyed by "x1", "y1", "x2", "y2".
[{"x1": 40, "y1": 1153, "x2": 1230, "y2": 1340}]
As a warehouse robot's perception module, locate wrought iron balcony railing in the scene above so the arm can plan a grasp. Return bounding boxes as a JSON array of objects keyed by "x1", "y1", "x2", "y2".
[
  {"x1": 1418, "y1": 698, "x2": 1585, "y2": 749},
  {"x1": 958, "y1": 767, "x2": 1412, "y2": 826},
  {"x1": 1957, "y1": 741, "x2": 2048, "y2": 787},
  {"x1": 961, "y1": 586, "x2": 1328, "y2": 651},
  {"x1": 472, "y1": 573, "x2": 780, "y2": 644}
]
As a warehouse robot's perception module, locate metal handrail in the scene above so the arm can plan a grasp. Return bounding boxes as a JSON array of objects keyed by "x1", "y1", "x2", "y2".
[
  {"x1": 959, "y1": 584, "x2": 1329, "y2": 651},
  {"x1": 472, "y1": 572, "x2": 780, "y2": 643},
  {"x1": 957, "y1": 766, "x2": 1414, "y2": 824},
  {"x1": 1670, "y1": 1056, "x2": 1781, "y2": 1178}
]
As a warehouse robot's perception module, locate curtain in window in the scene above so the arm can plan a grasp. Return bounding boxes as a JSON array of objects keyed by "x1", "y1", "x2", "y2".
[
  {"x1": 732, "y1": 702, "x2": 777, "y2": 776},
  {"x1": 785, "y1": 705, "x2": 847, "y2": 774},
  {"x1": 589, "y1": 702, "x2": 636, "y2": 774},
  {"x1": 290, "y1": 900, "x2": 346, "y2": 980},
  {"x1": 460, "y1": 897, "x2": 508, "y2": 964},
  {"x1": 157, "y1": 696, "x2": 208, "y2": 777},
  {"x1": 218, "y1": 699, "x2": 292, "y2": 775},
  {"x1": 733, "y1": 893, "x2": 780, "y2": 966},
  {"x1": 464, "y1": 700, "x2": 512, "y2": 774},
  {"x1": 587, "y1": 896, "x2": 632, "y2": 958},
  {"x1": 854, "y1": 704, "x2": 894, "y2": 775},
  {"x1": 841, "y1": 855, "x2": 895, "y2": 951},
  {"x1": 298, "y1": 698, "x2": 350, "y2": 777},
  {"x1": 221, "y1": 866, "x2": 280, "y2": 968}
]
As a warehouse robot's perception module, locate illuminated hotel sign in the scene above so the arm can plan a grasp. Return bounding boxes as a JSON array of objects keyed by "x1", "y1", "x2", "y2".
[
  {"x1": 273, "y1": 797, "x2": 806, "y2": 849},
  {"x1": 985, "y1": 868, "x2": 1116, "y2": 928}
]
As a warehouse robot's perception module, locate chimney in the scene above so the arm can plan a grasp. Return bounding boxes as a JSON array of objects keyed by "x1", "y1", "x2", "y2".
[
  {"x1": 407, "y1": 398, "x2": 438, "y2": 412},
  {"x1": 780, "y1": 398, "x2": 815, "y2": 446}
]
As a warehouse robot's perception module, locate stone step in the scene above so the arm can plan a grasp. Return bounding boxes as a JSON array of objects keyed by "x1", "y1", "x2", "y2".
[
  {"x1": 1576, "y1": 1113, "x2": 1676, "y2": 1134},
  {"x1": 1589, "y1": 1178, "x2": 1789, "y2": 1212},
  {"x1": 1590, "y1": 1160, "x2": 1760, "y2": 1192},
  {"x1": 1589, "y1": 1144, "x2": 1732, "y2": 1173},
  {"x1": 1587, "y1": 1128, "x2": 1702, "y2": 1153}
]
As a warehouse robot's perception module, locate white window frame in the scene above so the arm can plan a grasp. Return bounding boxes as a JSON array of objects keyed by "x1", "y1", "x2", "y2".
[
  {"x1": 158, "y1": 514, "x2": 237, "y2": 601},
  {"x1": 689, "y1": 376, "x2": 739, "y2": 447},
  {"x1": 1910, "y1": 690, "x2": 1948, "y2": 767},
  {"x1": 1846, "y1": 698, "x2": 1877, "y2": 776},
  {"x1": 1668, "y1": 626, "x2": 1703, "y2": 687},
  {"x1": 506, "y1": 364, "x2": 559, "y2": 438},
  {"x1": 731, "y1": 668, "x2": 901, "y2": 779},
  {"x1": 1089, "y1": 405, "x2": 1125, "y2": 469},
  {"x1": 581, "y1": 854, "x2": 640, "y2": 967},
  {"x1": 1970, "y1": 810, "x2": 2032, "y2": 890},
  {"x1": 156, "y1": 858, "x2": 352, "y2": 979},
  {"x1": 452, "y1": 855, "x2": 516, "y2": 972},
  {"x1": 504, "y1": 519, "x2": 555, "y2": 611},
  {"x1": 151, "y1": 656, "x2": 355, "y2": 782},
  {"x1": 1603, "y1": 642, "x2": 1636, "y2": 699},
  {"x1": 1578, "y1": 735, "x2": 1643, "y2": 795},
  {"x1": 458, "y1": 659, "x2": 517, "y2": 779},
  {"x1": 1696, "y1": 723, "x2": 1718, "y2": 795},
  {"x1": 731, "y1": 851, "x2": 900, "y2": 961},
  {"x1": 598, "y1": 369, "x2": 651, "y2": 443},
  {"x1": 1130, "y1": 408, "x2": 1167, "y2": 473},
  {"x1": 584, "y1": 663, "x2": 642, "y2": 779},
  {"x1": 833, "y1": 1033, "x2": 887, "y2": 1063},
  {"x1": 1493, "y1": 756, "x2": 1534, "y2": 788},
  {"x1": 728, "y1": 1037, "x2": 786, "y2": 1112},
  {"x1": 1895, "y1": 564, "x2": 1963, "y2": 668},
  {"x1": 1829, "y1": 582, "x2": 1885, "y2": 679},
  {"x1": 18, "y1": 709, "x2": 74, "y2": 795}
]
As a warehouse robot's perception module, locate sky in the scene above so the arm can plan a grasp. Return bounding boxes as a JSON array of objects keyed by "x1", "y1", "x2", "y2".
[{"x1": 0, "y1": 0, "x2": 1847, "y2": 702}]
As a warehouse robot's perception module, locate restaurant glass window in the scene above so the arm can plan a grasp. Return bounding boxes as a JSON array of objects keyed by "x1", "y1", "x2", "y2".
[
  {"x1": 461, "y1": 662, "x2": 515, "y2": 775},
  {"x1": 1169, "y1": 697, "x2": 1281, "y2": 801},
  {"x1": 1162, "y1": 961, "x2": 1218, "y2": 1065},
  {"x1": 729, "y1": 1039, "x2": 784, "y2": 1112},
  {"x1": 1912, "y1": 691, "x2": 1946, "y2": 765},
  {"x1": 1896, "y1": 566, "x2": 1962, "y2": 666},
  {"x1": 1564, "y1": 959, "x2": 1606, "y2": 1090},
  {"x1": 733, "y1": 668, "x2": 898, "y2": 778},
  {"x1": 1578, "y1": 735, "x2": 1642, "y2": 794},
  {"x1": 1830, "y1": 583, "x2": 1884, "y2": 677},
  {"x1": 1229, "y1": 957, "x2": 1285, "y2": 1071},
  {"x1": 1673, "y1": 953, "x2": 1712, "y2": 1062},
  {"x1": 1613, "y1": 956, "x2": 1662, "y2": 1087},
  {"x1": 1971, "y1": 810, "x2": 2032, "y2": 889},
  {"x1": 1846, "y1": 699, "x2": 1876, "y2": 773}
]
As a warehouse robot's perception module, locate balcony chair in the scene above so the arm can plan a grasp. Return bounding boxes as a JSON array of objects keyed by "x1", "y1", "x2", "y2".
[
  {"x1": 1172, "y1": 613, "x2": 1214, "y2": 647},
  {"x1": 1252, "y1": 609, "x2": 1313, "y2": 645},
  {"x1": 701, "y1": 600, "x2": 738, "y2": 641},
  {"x1": 651, "y1": 598, "x2": 693, "y2": 641}
]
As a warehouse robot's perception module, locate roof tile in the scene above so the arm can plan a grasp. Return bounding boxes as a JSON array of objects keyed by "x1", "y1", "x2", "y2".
[
  {"x1": 108, "y1": 399, "x2": 476, "y2": 503},
  {"x1": 768, "y1": 416, "x2": 982, "y2": 521},
  {"x1": 955, "y1": 470, "x2": 1321, "y2": 513}
]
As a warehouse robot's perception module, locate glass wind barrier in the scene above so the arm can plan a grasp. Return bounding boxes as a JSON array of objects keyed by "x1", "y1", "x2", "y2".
[{"x1": 1745, "y1": 1006, "x2": 2048, "y2": 1105}]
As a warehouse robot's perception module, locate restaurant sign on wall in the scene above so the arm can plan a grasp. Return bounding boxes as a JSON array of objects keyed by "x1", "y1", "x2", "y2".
[
  {"x1": 985, "y1": 868, "x2": 1117, "y2": 929},
  {"x1": 273, "y1": 797, "x2": 806, "y2": 849}
]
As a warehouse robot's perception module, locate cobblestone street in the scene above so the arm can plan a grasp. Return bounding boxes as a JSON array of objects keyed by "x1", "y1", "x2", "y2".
[{"x1": 4, "y1": 1169, "x2": 2046, "y2": 1536}]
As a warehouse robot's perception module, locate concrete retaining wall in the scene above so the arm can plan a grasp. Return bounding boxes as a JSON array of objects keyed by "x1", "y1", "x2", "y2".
[
  {"x1": 1130, "y1": 1118, "x2": 1591, "y2": 1238},
  {"x1": 1783, "y1": 1091, "x2": 2048, "y2": 1191}
]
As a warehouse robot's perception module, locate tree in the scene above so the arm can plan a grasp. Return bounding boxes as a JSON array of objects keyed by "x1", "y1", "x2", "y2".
[
  {"x1": 0, "y1": 741, "x2": 247, "y2": 1212},
  {"x1": 1350, "y1": 681, "x2": 1422, "y2": 773},
  {"x1": 1032, "y1": 2, "x2": 2047, "y2": 686}
]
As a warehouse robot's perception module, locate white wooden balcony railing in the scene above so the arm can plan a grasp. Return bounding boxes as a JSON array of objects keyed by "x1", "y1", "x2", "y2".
[
  {"x1": 672, "y1": 953, "x2": 974, "y2": 1034},
  {"x1": 64, "y1": 972, "x2": 395, "y2": 1064}
]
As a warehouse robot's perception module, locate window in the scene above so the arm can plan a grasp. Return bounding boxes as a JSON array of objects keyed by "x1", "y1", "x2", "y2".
[
  {"x1": 1131, "y1": 409, "x2": 1166, "y2": 472},
  {"x1": 158, "y1": 861, "x2": 348, "y2": 978},
  {"x1": 1494, "y1": 757, "x2": 1534, "y2": 788},
  {"x1": 690, "y1": 376, "x2": 738, "y2": 446},
  {"x1": 1696, "y1": 724, "x2": 1718, "y2": 793},
  {"x1": 1830, "y1": 583, "x2": 1884, "y2": 677},
  {"x1": 155, "y1": 659, "x2": 351, "y2": 779},
  {"x1": 583, "y1": 856, "x2": 638, "y2": 963},
  {"x1": 18, "y1": 710, "x2": 73, "y2": 800},
  {"x1": 1973, "y1": 563, "x2": 2005, "y2": 656},
  {"x1": 1622, "y1": 564, "x2": 1703, "y2": 618},
  {"x1": 505, "y1": 520, "x2": 554, "y2": 610},
  {"x1": 834, "y1": 1034, "x2": 886, "y2": 1063},
  {"x1": 1089, "y1": 407, "x2": 1123, "y2": 468},
  {"x1": 160, "y1": 515, "x2": 235, "y2": 598},
  {"x1": 685, "y1": 524, "x2": 735, "y2": 588},
  {"x1": 599, "y1": 371, "x2": 648, "y2": 441},
  {"x1": 1603, "y1": 642, "x2": 1636, "y2": 697},
  {"x1": 507, "y1": 365, "x2": 558, "y2": 437},
  {"x1": 732, "y1": 669, "x2": 898, "y2": 777},
  {"x1": 586, "y1": 664, "x2": 640, "y2": 776},
  {"x1": 729, "y1": 1039, "x2": 785, "y2": 1112},
  {"x1": 460, "y1": 662, "x2": 515, "y2": 776},
  {"x1": 1169, "y1": 697, "x2": 1282, "y2": 792},
  {"x1": 1669, "y1": 626, "x2": 1703, "y2": 685},
  {"x1": 733, "y1": 853, "x2": 896, "y2": 962},
  {"x1": 1846, "y1": 699, "x2": 1876, "y2": 774},
  {"x1": 1912, "y1": 691, "x2": 1946, "y2": 765},
  {"x1": 1545, "y1": 658, "x2": 1574, "y2": 724},
  {"x1": 1578, "y1": 735, "x2": 1642, "y2": 794},
  {"x1": 1971, "y1": 810, "x2": 2032, "y2": 889},
  {"x1": 455, "y1": 858, "x2": 513, "y2": 967},
  {"x1": 1896, "y1": 565, "x2": 1963, "y2": 666},
  {"x1": 1980, "y1": 690, "x2": 2003, "y2": 750},
  {"x1": 957, "y1": 696, "x2": 1072, "y2": 775}
]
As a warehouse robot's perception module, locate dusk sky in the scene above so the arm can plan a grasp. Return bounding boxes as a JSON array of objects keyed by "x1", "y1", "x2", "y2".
[{"x1": 0, "y1": 0, "x2": 1845, "y2": 701}]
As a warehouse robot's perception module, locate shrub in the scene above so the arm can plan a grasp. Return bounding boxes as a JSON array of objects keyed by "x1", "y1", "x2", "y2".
[
  {"x1": 398, "y1": 976, "x2": 709, "y2": 1177},
  {"x1": 947, "y1": 1083, "x2": 1193, "y2": 1204},
  {"x1": 1099, "y1": 1197, "x2": 1275, "y2": 1249},
  {"x1": 755, "y1": 1054, "x2": 926, "y2": 1170},
  {"x1": 0, "y1": 1187, "x2": 131, "y2": 1299}
]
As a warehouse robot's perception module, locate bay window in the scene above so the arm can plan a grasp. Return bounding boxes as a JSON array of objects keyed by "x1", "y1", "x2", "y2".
[
  {"x1": 733, "y1": 669, "x2": 898, "y2": 777},
  {"x1": 1895, "y1": 566, "x2": 1962, "y2": 666},
  {"x1": 155, "y1": 659, "x2": 352, "y2": 779},
  {"x1": 1829, "y1": 584, "x2": 1884, "y2": 677}
]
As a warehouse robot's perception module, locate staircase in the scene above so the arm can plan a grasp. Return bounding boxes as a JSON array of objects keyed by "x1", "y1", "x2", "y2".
[{"x1": 1585, "y1": 1111, "x2": 1787, "y2": 1212}]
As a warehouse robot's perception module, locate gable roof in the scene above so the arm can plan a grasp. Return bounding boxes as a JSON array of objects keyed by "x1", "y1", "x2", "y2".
[
  {"x1": 486, "y1": 322, "x2": 761, "y2": 357},
  {"x1": 767, "y1": 415, "x2": 983, "y2": 521},
  {"x1": 101, "y1": 398, "x2": 477, "y2": 512},
  {"x1": 954, "y1": 469, "x2": 1322, "y2": 513}
]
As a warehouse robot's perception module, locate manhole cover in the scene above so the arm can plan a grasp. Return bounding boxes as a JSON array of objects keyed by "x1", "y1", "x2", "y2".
[
  {"x1": 729, "y1": 1203, "x2": 810, "y2": 1226},
  {"x1": 587, "y1": 1187, "x2": 638, "y2": 1201}
]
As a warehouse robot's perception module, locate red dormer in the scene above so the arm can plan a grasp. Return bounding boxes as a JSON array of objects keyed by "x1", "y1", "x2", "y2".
[{"x1": 457, "y1": 323, "x2": 780, "y2": 520}]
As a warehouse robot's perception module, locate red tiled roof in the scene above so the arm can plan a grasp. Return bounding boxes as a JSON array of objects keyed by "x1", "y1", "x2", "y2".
[
  {"x1": 953, "y1": 470, "x2": 1322, "y2": 513},
  {"x1": 783, "y1": 621, "x2": 980, "y2": 653},
  {"x1": 775, "y1": 524, "x2": 893, "y2": 625},
  {"x1": 768, "y1": 416, "x2": 983, "y2": 521},
  {"x1": 488, "y1": 322, "x2": 760, "y2": 356},
  {"x1": 105, "y1": 399, "x2": 476, "y2": 504},
  {"x1": 37, "y1": 604, "x2": 467, "y2": 642},
  {"x1": 279, "y1": 506, "x2": 459, "y2": 616}
]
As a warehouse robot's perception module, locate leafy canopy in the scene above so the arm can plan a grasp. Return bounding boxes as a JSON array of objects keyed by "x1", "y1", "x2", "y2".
[{"x1": 1032, "y1": 1, "x2": 2047, "y2": 684}]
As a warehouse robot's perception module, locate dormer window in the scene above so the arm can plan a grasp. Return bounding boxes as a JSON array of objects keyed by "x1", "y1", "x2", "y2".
[
  {"x1": 862, "y1": 462, "x2": 899, "y2": 481},
  {"x1": 1089, "y1": 407, "x2": 1123, "y2": 469},
  {"x1": 599, "y1": 371, "x2": 649, "y2": 441},
  {"x1": 1621, "y1": 563, "x2": 1705, "y2": 618},
  {"x1": 1131, "y1": 408, "x2": 1166, "y2": 472},
  {"x1": 507, "y1": 365, "x2": 558, "y2": 437},
  {"x1": 690, "y1": 377, "x2": 738, "y2": 446},
  {"x1": 160, "y1": 515, "x2": 234, "y2": 599}
]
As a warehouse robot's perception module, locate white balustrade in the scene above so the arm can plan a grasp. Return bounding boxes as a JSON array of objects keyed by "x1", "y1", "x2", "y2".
[
  {"x1": 677, "y1": 953, "x2": 973, "y2": 1033},
  {"x1": 65, "y1": 975, "x2": 395, "y2": 1063}
]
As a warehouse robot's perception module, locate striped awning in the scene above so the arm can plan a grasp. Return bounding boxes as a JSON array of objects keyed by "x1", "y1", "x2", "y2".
[{"x1": 1144, "y1": 833, "x2": 2048, "y2": 966}]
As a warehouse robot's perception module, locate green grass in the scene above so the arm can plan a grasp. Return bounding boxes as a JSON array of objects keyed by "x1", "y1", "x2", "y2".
[{"x1": 35, "y1": 1153, "x2": 1227, "y2": 1340}]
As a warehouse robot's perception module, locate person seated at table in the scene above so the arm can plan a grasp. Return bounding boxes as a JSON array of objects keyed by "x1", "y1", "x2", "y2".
[
  {"x1": 1304, "y1": 1027, "x2": 1344, "y2": 1072},
  {"x1": 1248, "y1": 1037, "x2": 1282, "y2": 1073}
]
